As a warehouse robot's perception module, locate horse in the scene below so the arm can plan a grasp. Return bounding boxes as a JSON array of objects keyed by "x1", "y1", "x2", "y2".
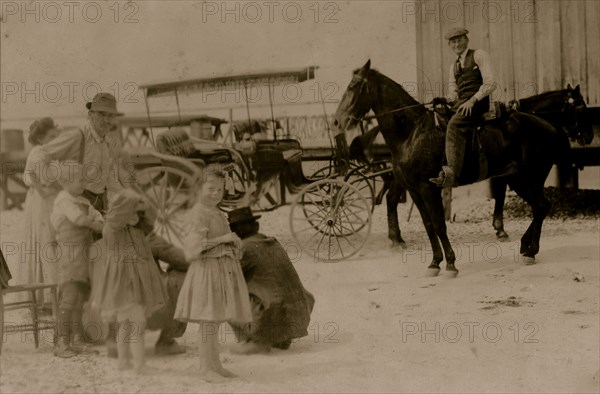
[
  {"x1": 490, "y1": 85, "x2": 593, "y2": 238},
  {"x1": 334, "y1": 60, "x2": 569, "y2": 274},
  {"x1": 349, "y1": 83, "x2": 592, "y2": 246}
]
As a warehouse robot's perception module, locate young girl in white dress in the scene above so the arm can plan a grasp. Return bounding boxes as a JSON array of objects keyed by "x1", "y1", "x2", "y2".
[{"x1": 175, "y1": 167, "x2": 252, "y2": 382}]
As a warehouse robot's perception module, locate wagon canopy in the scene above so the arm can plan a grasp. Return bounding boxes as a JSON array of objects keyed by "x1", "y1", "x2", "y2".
[
  {"x1": 118, "y1": 114, "x2": 227, "y2": 128},
  {"x1": 140, "y1": 66, "x2": 319, "y2": 98}
]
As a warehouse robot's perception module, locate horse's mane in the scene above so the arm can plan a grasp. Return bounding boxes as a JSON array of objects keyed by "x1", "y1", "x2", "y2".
[
  {"x1": 358, "y1": 67, "x2": 431, "y2": 132},
  {"x1": 364, "y1": 68, "x2": 421, "y2": 106},
  {"x1": 521, "y1": 88, "x2": 567, "y2": 101}
]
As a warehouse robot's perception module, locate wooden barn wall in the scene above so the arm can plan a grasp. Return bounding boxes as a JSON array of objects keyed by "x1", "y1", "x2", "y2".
[{"x1": 414, "y1": 0, "x2": 599, "y2": 106}]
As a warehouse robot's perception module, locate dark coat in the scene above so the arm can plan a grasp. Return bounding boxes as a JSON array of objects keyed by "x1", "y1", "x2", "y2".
[{"x1": 236, "y1": 233, "x2": 315, "y2": 345}]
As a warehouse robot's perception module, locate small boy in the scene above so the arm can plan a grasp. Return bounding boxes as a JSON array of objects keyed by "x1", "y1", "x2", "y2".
[{"x1": 50, "y1": 162, "x2": 103, "y2": 358}]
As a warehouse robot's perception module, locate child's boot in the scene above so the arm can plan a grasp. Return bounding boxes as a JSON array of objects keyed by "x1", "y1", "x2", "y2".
[{"x1": 54, "y1": 309, "x2": 77, "y2": 358}]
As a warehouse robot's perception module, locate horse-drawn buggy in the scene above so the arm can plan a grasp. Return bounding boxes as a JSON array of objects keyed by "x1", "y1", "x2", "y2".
[{"x1": 124, "y1": 67, "x2": 397, "y2": 262}]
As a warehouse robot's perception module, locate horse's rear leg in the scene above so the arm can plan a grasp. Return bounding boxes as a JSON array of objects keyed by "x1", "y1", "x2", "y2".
[
  {"x1": 509, "y1": 179, "x2": 551, "y2": 263},
  {"x1": 386, "y1": 178, "x2": 406, "y2": 247},
  {"x1": 490, "y1": 178, "x2": 509, "y2": 239}
]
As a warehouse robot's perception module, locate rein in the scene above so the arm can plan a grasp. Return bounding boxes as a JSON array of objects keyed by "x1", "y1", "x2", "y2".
[{"x1": 352, "y1": 101, "x2": 432, "y2": 123}]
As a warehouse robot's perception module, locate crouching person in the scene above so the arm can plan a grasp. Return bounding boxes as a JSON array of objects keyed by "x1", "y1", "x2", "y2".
[
  {"x1": 228, "y1": 207, "x2": 315, "y2": 353},
  {"x1": 145, "y1": 232, "x2": 189, "y2": 355}
]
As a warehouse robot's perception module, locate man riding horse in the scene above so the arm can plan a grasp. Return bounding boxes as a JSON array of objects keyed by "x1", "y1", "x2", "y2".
[{"x1": 430, "y1": 27, "x2": 515, "y2": 188}]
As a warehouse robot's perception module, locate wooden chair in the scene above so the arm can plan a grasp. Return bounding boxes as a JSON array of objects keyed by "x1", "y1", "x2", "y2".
[{"x1": 2, "y1": 283, "x2": 59, "y2": 349}]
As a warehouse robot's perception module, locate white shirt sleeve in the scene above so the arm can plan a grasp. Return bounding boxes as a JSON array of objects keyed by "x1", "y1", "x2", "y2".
[{"x1": 472, "y1": 49, "x2": 496, "y2": 102}]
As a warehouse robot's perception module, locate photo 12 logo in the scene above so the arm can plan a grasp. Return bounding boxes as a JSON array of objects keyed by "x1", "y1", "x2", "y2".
[
  {"x1": 200, "y1": 1, "x2": 340, "y2": 23},
  {"x1": 400, "y1": 1, "x2": 537, "y2": 24},
  {"x1": 400, "y1": 321, "x2": 540, "y2": 344},
  {"x1": 1, "y1": 1, "x2": 140, "y2": 24},
  {"x1": 1, "y1": 81, "x2": 140, "y2": 105}
]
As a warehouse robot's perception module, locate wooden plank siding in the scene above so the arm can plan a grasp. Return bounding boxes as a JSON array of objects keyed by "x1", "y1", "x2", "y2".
[
  {"x1": 414, "y1": 0, "x2": 599, "y2": 106},
  {"x1": 584, "y1": 0, "x2": 600, "y2": 105}
]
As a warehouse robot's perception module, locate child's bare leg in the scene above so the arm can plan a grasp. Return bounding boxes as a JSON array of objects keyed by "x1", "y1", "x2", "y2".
[
  {"x1": 125, "y1": 305, "x2": 152, "y2": 374},
  {"x1": 197, "y1": 321, "x2": 225, "y2": 382},
  {"x1": 211, "y1": 329, "x2": 237, "y2": 378},
  {"x1": 116, "y1": 322, "x2": 133, "y2": 370}
]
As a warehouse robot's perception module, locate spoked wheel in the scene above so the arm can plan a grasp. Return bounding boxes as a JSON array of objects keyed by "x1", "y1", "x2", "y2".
[
  {"x1": 290, "y1": 179, "x2": 372, "y2": 262},
  {"x1": 307, "y1": 161, "x2": 364, "y2": 181},
  {"x1": 345, "y1": 167, "x2": 375, "y2": 213},
  {"x1": 134, "y1": 166, "x2": 197, "y2": 247}
]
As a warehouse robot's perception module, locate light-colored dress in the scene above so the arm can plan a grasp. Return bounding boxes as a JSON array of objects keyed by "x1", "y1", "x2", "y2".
[
  {"x1": 91, "y1": 200, "x2": 168, "y2": 321},
  {"x1": 19, "y1": 146, "x2": 59, "y2": 304},
  {"x1": 175, "y1": 203, "x2": 252, "y2": 323}
]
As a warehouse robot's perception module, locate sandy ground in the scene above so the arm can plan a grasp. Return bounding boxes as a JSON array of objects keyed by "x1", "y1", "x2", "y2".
[{"x1": 1, "y1": 188, "x2": 599, "y2": 393}]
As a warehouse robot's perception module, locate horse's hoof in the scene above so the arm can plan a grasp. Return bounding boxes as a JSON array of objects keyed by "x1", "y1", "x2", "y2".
[
  {"x1": 446, "y1": 264, "x2": 459, "y2": 276},
  {"x1": 426, "y1": 266, "x2": 441, "y2": 277},
  {"x1": 522, "y1": 256, "x2": 536, "y2": 265},
  {"x1": 496, "y1": 231, "x2": 509, "y2": 240}
]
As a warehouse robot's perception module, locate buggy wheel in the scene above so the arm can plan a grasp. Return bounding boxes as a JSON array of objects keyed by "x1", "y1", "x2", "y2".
[
  {"x1": 290, "y1": 179, "x2": 372, "y2": 262},
  {"x1": 307, "y1": 162, "x2": 337, "y2": 181},
  {"x1": 133, "y1": 166, "x2": 197, "y2": 247},
  {"x1": 306, "y1": 161, "x2": 364, "y2": 181},
  {"x1": 345, "y1": 167, "x2": 375, "y2": 214}
]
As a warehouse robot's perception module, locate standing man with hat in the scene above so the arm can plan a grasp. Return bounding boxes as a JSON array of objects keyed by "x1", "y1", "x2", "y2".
[
  {"x1": 429, "y1": 28, "x2": 497, "y2": 187},
  {"x1": 40, "y1": 93, "x2": 126, "y2": 214},
  {"x1": 228, "y1": 207, "x2": 315, "y2": 354}
]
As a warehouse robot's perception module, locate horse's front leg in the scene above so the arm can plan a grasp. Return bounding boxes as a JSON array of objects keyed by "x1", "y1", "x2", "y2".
[
  {"x1": 419, "y1": 184, "x2": 457, "y2": 274},
  {"x1": 386, "y1": 178, "x2": 406, "y2": 247},
  {"x1": 490, "y1": 178, "x2": 509, "y2": 239},
  {"x1": 408, "y1": 190, "x2": 446, "y2": 273}
]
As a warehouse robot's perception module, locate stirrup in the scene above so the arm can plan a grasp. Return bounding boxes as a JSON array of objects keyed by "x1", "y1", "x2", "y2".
[{"x1": 429, "y1": 166, "x2": 455, "y2": 188}]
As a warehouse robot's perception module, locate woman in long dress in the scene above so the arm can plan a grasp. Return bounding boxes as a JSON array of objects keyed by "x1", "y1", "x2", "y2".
[{"x1": 19, "y1": 117, "x2": 61, "y2": 307}]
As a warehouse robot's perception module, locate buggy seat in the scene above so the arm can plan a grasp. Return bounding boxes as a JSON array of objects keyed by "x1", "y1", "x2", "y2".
[{"x1": 156, "y1": 128, "x2": 232, "y2": 164}]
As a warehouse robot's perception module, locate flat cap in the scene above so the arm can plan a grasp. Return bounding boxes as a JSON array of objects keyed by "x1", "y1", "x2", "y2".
[{"x1": 444, "y1": 27, "x2": 469, "y2": 40}]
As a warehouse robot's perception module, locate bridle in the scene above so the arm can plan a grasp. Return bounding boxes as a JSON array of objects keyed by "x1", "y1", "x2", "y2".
[
  {"x1": 508, "y1": 92, "x2": 585, "y2": 142},
  {"x1": 347, "y1": 74, "x2": 430, "y2": 125}
]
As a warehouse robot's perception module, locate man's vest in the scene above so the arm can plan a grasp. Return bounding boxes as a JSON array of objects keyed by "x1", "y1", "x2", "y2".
[{"x1": 453, "y1": 49, "x2": 489, "y2": 115}]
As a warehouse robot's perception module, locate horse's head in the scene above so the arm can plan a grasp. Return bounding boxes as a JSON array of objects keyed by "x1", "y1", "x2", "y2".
[
  {"x1": 563, "y1": 84, "x2": 593, "y2": 145},
  {"x1": 334, "y1": 60, "x2": 374, "y2": 133}
]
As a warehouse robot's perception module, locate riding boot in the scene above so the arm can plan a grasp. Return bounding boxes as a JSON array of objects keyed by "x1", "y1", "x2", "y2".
[{"x1": 430, "y1": 126, "x2": 466, "y2": 187}]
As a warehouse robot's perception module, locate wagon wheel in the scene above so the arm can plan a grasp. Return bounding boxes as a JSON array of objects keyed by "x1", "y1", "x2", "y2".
[
  {"x1": 345, "y1": 167, "x2": 376, "y2": 213},
  {"x1": 307, "y1": 160, "x2": 363, "y2": 181},
  {"x1": 133, "y1": 166, "x2": 197, "y2": 247},
  {"x1": 290, "y1": 179, "x2": 372, "y2": 262}
]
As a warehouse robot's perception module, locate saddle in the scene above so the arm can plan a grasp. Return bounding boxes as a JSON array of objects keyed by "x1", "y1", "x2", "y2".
[{"x1": 439, "y1": 101, "x2": 516, "y2": 185}]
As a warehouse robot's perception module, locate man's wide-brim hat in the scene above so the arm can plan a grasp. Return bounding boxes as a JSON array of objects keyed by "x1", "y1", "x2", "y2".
[
  {"x1": 444, "y1": 27, "x2": 469, "y2": 40},
  {"x1": 228, "y1": 206, "x2": 261, "y2": 224},
  {"x1": 86, "y1": 93, "x2": 124, "y2": 116}
]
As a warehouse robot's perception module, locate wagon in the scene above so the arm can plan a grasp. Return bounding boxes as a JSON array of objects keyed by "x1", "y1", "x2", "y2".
[{"x1": 131, "y1": 67, "x2": 390, "y2": 261}]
